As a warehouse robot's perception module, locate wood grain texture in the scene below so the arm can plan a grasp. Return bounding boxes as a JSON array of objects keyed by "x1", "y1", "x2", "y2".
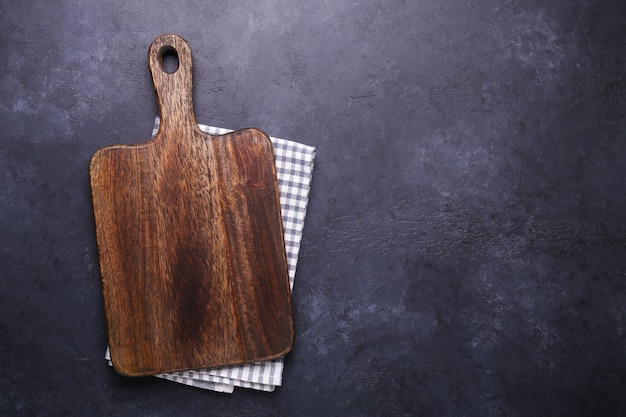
[{"x1": 89, "y1": 34, "x2": 293, "y2": 376}]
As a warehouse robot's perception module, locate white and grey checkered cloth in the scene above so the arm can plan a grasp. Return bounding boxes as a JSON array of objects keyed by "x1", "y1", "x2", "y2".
[{"x1": 105, "y1": 117, "x2": 315, "y2": 393}]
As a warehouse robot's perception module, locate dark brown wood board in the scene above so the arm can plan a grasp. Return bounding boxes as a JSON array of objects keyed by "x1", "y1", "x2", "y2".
[{"x1": 89, "y1": 34, "x2": 294, "y2": 377}]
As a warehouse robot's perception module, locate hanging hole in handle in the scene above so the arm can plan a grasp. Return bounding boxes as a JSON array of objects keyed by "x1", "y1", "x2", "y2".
[{"x1": 159, "y1": 46, "x2": 179, "y2": 74}]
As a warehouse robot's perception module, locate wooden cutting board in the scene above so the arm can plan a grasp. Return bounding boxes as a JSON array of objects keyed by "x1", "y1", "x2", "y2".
[{"x1": 90, "y1": 34, "x2": 294, "y2": 376}]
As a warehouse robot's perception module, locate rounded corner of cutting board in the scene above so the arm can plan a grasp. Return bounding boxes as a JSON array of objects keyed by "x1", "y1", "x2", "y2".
[
  {"x1": 109, "y1": 353, "x2": 142, "y2": 377},
  {"x1": 263, "y1": 319, "x2": 296, "y2": 361},
  {"x1": 252, "y1": 128, "x2": 274, "y2": 148},
  {"x1": 89, "y1": 147, "x2": 106, "y2": 173},
  {"x1": 89, "y1": 145, "x2": 121, "y2": 180},
  {"x1": 229, "y1": 127, "x2": 273, "y2": 148},
  {"x1": 277, "y1": 334, "x2": 296, "y2": 358}
]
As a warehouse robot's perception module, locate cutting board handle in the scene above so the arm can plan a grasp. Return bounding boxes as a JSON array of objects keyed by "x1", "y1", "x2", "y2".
[{"x1": 149, "y1": 34, "x2": 198, "y2": 136}]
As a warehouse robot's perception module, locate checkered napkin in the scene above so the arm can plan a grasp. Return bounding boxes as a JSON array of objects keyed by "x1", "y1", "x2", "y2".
[{"x1": 105, "y1": 117, "x2": 315, "y2": 393}]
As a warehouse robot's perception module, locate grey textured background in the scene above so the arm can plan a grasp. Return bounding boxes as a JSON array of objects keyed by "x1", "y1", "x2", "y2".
[{"x1": 1, "y1": 0, "x2": 625, "y2": 415}]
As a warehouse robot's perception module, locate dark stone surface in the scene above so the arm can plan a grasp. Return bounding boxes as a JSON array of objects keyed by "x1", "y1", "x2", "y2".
[{"x1": 1, "y1": 0, "x2": 625, "y2": 415}]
